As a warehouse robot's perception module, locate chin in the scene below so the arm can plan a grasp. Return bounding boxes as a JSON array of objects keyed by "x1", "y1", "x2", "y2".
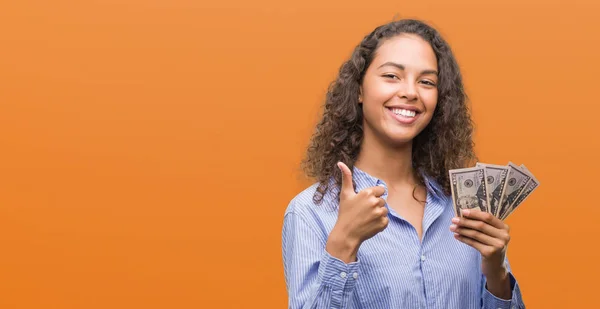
[
  {"x1": 390, "y1": 126, "x2": 421, "y2": 137},
  {"x1": 385, "y1": 134, "x2": 418, "y2": 146}
]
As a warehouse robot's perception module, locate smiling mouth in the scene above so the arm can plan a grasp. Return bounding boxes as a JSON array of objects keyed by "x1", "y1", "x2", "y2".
[{"x1": 386, "y1": 107, "x2": 419, "y2": 118}]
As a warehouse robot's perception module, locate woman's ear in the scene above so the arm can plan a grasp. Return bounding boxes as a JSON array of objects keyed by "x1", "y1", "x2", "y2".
[{"x1": 358, "y1": 87, "x2": 363, "y2": 103}]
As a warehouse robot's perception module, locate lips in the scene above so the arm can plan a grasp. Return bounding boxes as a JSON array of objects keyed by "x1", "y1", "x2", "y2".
[
  {"x1": 385, "y1": 107, "x2": 421, "y2": 125},
  {"x1": 388, "y1": 107, "x2": 417, "y2": 118}
]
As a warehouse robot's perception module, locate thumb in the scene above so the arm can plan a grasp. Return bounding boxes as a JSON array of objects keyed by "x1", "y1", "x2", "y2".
[{"x1": 337, "y1": 162, "x2": 355, "y2": 197}]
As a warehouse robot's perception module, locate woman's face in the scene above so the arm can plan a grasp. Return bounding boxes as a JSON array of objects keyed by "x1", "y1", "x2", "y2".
[{"x1": 359, "y1": 33, "x2": 439, "y2": 146}]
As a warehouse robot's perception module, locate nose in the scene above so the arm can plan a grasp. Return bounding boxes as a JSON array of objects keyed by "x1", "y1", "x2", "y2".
[{"x1": 397, "y1": 80, "x2": 418, "y2": 101}]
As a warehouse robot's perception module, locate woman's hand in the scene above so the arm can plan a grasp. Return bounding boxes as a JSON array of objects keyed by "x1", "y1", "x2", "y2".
[
  {"x1": 326, "y1": 162, "x2": 389, "y2": 263},
  {"x1": 450, "y1": 209, "x2": 512, "y2": 299}
]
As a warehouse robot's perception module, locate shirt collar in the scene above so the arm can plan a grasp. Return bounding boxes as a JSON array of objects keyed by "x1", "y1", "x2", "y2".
[{"x1": 349, "y1": 165, "x2": 447, "y2": 203}]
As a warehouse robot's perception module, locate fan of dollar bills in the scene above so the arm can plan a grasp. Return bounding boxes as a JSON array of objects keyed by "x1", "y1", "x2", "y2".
[{"x1": 448, "y1": 162, "x2": 539, "y2": 220}]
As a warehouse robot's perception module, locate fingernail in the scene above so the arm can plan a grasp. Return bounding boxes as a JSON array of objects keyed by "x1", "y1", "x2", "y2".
[
  {"x1": 449, "y1": 224, "x2": 457, "y2": 231},
  {"x1": 451, "y1": 217, "x2": 459, "y2": 224}
]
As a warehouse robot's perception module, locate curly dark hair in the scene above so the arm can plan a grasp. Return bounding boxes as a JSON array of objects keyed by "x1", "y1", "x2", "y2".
[{"x1": 301, "y1": 18, "x2": 478, "y2": 204}]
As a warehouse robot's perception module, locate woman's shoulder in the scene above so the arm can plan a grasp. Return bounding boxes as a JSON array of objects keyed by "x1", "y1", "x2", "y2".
[
  {"x1": 284, "y1": 180, "x2": 339, "y2": 218},
  {"x1": 283, "y1": 181, "x2": 340, "y2": 240},
  {"x1": 285, "y1": 182, "x2": 319, "y2": 212}
]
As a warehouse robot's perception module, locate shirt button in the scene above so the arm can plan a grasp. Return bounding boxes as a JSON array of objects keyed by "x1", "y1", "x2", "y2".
[
  {"x1": 420, "y1": 255, "x2": 426, "y2": 262},
  {"x1": 340, "y1": 272, "x2": 347, "y2": 278},
  {"x1": 353, "y1": 272, "x2": 358, "y2": 279}
]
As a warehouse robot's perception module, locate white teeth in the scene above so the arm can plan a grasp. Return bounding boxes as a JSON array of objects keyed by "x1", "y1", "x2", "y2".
[{"x1": 391, "y1": 108, "x2": 416, "y2": 118}]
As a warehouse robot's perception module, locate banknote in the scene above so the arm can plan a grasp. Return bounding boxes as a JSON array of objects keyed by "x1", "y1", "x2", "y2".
[
  {"x1": 501, "y1": 164, "x2": 540, "y2": 220},
  {"x1": 497, "y1": 162, "x2": 532, "y2": 220},
  {"x1": 476, "y1": 163, "x2": 509, "y2": 217},
  {"x1": 449, "y1": 166, "x2": 489, "y2": 217},
  {"x1": 450, "y1": 162, "x2": 540, "y2": 220}
]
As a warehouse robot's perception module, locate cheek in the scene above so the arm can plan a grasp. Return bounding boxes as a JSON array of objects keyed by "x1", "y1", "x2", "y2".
[
  {"x1": 419, "y1": 91, "x2": 438, "y2": 127},
  {"x1": 422, "y1": 90, "x2": 438, "y2": 111},
  {"x1": 362, "y1": 102, "x2": 383, "y2": 121},
  {"x1": 365, "y1": 81, "x2": 397, "y2": 102}
]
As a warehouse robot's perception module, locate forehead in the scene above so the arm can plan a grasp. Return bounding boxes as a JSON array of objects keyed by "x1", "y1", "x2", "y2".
[{"x1": 371, "y1": 34, "x2": 437, "y2": 70}]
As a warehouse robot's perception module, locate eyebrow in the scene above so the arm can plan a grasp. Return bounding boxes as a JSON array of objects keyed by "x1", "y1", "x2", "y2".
[{"x1": 377, "y1": 62, "x2": 438, "y2": 76}]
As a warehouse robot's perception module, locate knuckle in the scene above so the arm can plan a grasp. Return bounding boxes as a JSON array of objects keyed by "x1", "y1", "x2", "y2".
[
  {"x1": 505, "y1": 224, "x2": 511, "y2": 232},
  {"x1": 495, "y1": 240, "x2": 505, "y2": 249},
  {"x1": 368, "y1": 196, "x2": 378, "y2": 206},
  {"x1": 381, "y1": 217, "x2": 389, "y2": 227},
  {"x1": 380, "y1": 221, "x2": 388, "y2": 231},
  {"x1": 483, "y1": 247, "x2": 494, "y2": 258},
  {"x1": 475, "y1": 221, "x2": 485, "y2": 230},
  {"x1": 377, "y1": 207, "x2": 388, "y2": 217}
]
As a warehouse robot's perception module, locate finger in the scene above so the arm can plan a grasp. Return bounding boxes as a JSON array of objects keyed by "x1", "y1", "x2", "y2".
[
  {"x1": 337, "y1": 162, "x2": 355, "y2": 197},
  {"x1": 452, "y1": 216, "x2": 506, "y2": 240},
  {"x1": 366, "y1": 195, "x2": 386, "y2": 209},
  {"x1": 380, "y1": 216, "x2": 389, "y2": 229},
  {"x1": 363, "y1": 185, "x2": 386, "y2": 198},
  {"x1": 453, "y1": 233, "x2": 493, "y2": 256},
  {"x1": 377, "y1": 205, "x2": 388, "y2": 218},
  {"x1": 450, "y1": 225, "x2": 503, "y2": 247},
  {"x1": 460, "y1": 208, "x2": 505, "y2": 230}
]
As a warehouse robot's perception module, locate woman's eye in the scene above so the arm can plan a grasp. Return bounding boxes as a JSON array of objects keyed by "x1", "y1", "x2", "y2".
[
  {"x1": 383, "y1": 74, "x2": 398, "y2": 80},
  {"x1": 421, "y1": 80, "x2": 436, "y2": 86}
]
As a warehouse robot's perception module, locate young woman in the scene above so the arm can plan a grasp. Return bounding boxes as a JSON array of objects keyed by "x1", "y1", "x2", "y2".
[{"x1": 282, "y1": 19, "x2": 525, "y2": 309}]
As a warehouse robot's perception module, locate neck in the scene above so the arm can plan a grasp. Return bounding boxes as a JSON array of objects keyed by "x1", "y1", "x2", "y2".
[{"x1": 354, "y1": 129, "x2": 418, "y2": 187}]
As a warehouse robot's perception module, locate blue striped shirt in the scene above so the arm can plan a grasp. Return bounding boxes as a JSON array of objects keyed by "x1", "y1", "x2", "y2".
[{"x1": 282, "y1": 166, "x2": 525, "y2": 309}]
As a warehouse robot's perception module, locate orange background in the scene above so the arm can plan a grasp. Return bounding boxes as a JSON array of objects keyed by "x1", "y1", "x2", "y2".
[{"x1": 1, "y1": 0, "x2": 599, "y2": 308}]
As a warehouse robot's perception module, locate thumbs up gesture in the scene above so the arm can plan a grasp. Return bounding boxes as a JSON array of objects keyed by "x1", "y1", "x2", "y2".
[{"x1": 325, "y1": 162, "x2": 389, "y2": 263}]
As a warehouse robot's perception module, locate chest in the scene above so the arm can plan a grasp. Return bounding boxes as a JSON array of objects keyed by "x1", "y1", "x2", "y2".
[
  {"x1": 386, "y1": 191, "x2": 425, "y2": 240},
  {"x1": 351, "y1": 209, "x2": 483, "y2": 308}
]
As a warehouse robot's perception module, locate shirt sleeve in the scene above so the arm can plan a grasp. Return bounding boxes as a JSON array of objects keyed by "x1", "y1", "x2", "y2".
[
  {"x1": 282, "y1": 211, "x2": 360, "y2": 309},
  {"x1": 481, "y1": 258, "x2": 526, "y2": 309}
]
